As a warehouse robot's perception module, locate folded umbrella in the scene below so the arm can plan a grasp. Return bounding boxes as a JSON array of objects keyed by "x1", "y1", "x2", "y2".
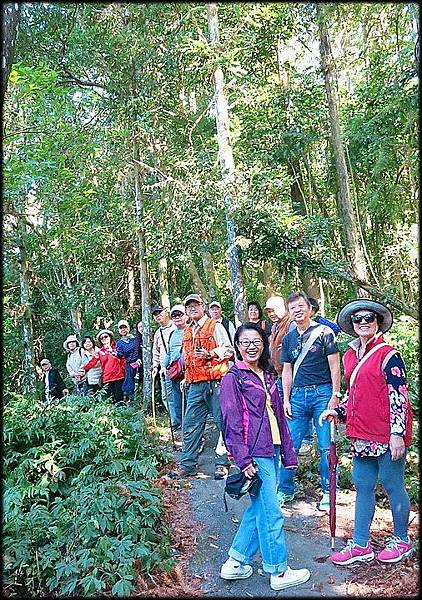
[{"x1": 328, "y1": 420, "x2": 338, "y2": 550}]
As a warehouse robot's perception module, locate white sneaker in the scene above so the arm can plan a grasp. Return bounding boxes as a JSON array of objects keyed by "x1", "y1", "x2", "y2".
[
  {"x1": 220, "y1": 557, "x2": 253, "y2": 580},
  {"x1": 270, "y1": 566, "x2": 311, "y2": 590},
  {"x1": 318, "y1": 492, "x2": 330, "y2": 512}
]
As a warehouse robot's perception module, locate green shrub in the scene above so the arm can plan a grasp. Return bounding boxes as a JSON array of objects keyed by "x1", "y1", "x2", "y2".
[{"x1": 3, "y1": 394, "x2": 174, "y2": 597}]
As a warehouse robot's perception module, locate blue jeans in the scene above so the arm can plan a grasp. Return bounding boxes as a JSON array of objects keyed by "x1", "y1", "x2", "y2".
[
  {"x1": 279, "y1": 383, "x2": 332, "y2": 495},
  {"x1": 228, "y1": 447, "x2": 288, "y2": 574},
  {"x1": 180, "y1": 381, "x2": 228, "y2": 471},
  {"x1": 353, "y1": 450, "x2": 410, "y2": 546},
  {"x1": 170, "y1": 379, "x2": 183, "y2": 429},
  {"x1": 122, "y1": 364, "x2": 136, "y2": 400}
]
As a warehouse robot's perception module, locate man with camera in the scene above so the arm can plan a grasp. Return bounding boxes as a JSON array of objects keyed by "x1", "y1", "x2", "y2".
[{"x1": 168, "y1": 294, "x2": 234, "y2": 480}]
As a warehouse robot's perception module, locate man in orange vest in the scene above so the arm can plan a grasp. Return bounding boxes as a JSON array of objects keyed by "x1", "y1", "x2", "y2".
[{"x1": 168, "y1": 293, "x2": 234, "y2": 480}]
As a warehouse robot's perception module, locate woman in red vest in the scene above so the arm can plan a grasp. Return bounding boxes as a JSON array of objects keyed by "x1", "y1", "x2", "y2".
[{"x1": 320, "y1": 299, "x2": 413, "y2": 566}]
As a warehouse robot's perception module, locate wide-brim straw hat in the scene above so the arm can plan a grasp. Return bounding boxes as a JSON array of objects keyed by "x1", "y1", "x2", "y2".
[
  {"x1": 63, "y1": 334, "x2": 80, "y2": 350},
  {"x1": 337, "y1": 299, "x2": 393, "y2": 337},
  {"x1": 95, "y1": 329, "x2": 114, "y2": 343}
]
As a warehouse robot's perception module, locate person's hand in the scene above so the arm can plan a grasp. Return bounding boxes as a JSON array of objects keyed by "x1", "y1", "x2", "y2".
[
  {"x1": 243, "y1": 463, "x2": 257, "y2": 479},
  {"x1": 318, "y1": 409, "x2": 338, "y2": 427},
  {"x1": 327, "y1": 395, "x2": 340, "y2": 410},
  {"x1": 136, "y1": 358, "x2": 142, "y2": 366},
  {"x1": 389, "y1": 434, "x2": 405, "y2": 461},
  {"x1": 63, "y1": 389, "x2": 69, "y2": 396},
  {"x1": 283, "y1": 398, "x2": 292, "y2": 419},
  {"x1": 194, "y1": 346, "x2": 209, "y2": 360}
]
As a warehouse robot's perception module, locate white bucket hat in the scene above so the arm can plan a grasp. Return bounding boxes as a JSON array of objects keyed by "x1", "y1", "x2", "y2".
[{"x1": 63, "y1": 334, "x2": 80, "y2": 351}]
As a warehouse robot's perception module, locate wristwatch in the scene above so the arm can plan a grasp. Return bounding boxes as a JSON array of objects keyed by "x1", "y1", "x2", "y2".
[{"x1": 332, "y1": 391, "x2": 342, "y2": 398}]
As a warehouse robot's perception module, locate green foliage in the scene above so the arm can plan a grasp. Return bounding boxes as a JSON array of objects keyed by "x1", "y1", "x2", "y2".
[{"x1": 3, "y1": 394, "x2": 174, "y2": 596}]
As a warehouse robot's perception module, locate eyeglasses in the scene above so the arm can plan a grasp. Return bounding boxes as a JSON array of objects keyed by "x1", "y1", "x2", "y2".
[
  {"x1": 238, "y1": 339, "x2": 263, "y2": 348},
  {"x1": 350, "y1": 312, "x2": 376, "y2": 324}
]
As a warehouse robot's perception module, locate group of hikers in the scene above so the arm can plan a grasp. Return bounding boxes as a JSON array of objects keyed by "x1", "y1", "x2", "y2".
[{"x1": 38, "y1": 290, "x2": 414, "y2": 592}]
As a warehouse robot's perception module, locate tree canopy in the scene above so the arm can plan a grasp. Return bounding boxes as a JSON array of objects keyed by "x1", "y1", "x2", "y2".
[{"x1": 3, "y1": 2, "x2": 419, "y2": 394}]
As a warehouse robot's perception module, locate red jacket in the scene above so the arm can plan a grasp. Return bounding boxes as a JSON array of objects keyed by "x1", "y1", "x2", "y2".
[
  {"x1": 83, "y1": 346, "x2": 125, "y2": 384},
  {"x1": 343, "y1": 335, "x2": 413, "y2": 445}
]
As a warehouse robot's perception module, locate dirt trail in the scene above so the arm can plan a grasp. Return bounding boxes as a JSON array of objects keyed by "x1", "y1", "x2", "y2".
[{"x1": 167, "y1": 425, "x2": 418, "y2": 598}]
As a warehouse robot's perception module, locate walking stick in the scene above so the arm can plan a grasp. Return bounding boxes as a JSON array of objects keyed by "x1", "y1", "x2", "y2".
[
  {"x1": 151, "y1": 371, "x2": 157, "y2": 430},
  {"x1": 163, "y1": 378, "x2": 176, "y2": 449},
  {"x1": 180, "y1": 379, "x2": 186, "y2": 441}
]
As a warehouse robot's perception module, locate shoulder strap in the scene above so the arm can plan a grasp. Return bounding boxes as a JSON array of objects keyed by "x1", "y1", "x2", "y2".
[
  {"x1": 159, "y1": 328, "x2": 168, "y2": 353},
  {"x1": 349, "y1": 342, "x2": 388, "y2": 388},
  {"x1": 381, "y1": 349, "x2": 398, "y2": 372},
  {"x1": 221, "y1": 318, "x2": 233, "y2": 344},
  {"x1": 292, "y1": 325, "x2": 325, "y2": 383}
]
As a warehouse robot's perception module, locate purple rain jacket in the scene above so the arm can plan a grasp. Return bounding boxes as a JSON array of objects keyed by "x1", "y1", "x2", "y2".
[{"x1": 220, "y1": 360, "x2": 298, "y2": 472}]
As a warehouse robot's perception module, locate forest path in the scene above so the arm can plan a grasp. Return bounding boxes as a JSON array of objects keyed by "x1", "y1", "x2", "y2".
[
  {"x1": 176, "y1": 425, "x2": 349, "y2": 597},
  {"x1": 169, "y1": 424, "x2": 419, "y2": 598}
]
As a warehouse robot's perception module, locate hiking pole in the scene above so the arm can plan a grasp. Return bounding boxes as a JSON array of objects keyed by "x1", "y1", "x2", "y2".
[
  {"x1": 180, "y1": 379, "x2": 186, "y2": 442},
  {"x1": 151, "y1": 370, "x2": 157, "y2": 430}
]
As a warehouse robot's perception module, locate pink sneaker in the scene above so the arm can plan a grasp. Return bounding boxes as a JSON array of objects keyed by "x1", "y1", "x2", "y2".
[
  {"x1": 377, "y1": 537, "x2": 414, "y2": 563},
  {"x1": 331, "y1": 539, "x2": 375, "y2": 565}
]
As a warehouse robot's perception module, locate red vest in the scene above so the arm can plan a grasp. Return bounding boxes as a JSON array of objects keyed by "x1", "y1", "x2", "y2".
[
  {"x1": 182, "y1": 318, "x2": 229, "y2": 383},
  {"x1": 343, "y1": 336, "x2": 413, "y2": 445}
]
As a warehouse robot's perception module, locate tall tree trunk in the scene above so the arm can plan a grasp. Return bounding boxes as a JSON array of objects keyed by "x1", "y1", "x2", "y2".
[
  {"x1": 186, "y1": 257, "x2": 208, "y2": 301},
  {"x1": 16, "y1": 225, "x2": 36, "y2": 391},
  {"x1": 133, "y1": 147, "x2": 152, "y2": 406},
  {"x1": 262, "y1": 262, "x2": 276, "y2": 299},
  {"x1": 1, "y1": 3, "x2": 20, "y2": 105},
  {"x1": 127, "y1": 265, "x2": 135, "y2": 309},
  {"x1": 207, "y1": 3, "x2": 246, "y2": 322},
  {"x1": 200, "y1": 244, "x2": 218, "y2": 300},
  {"x1": 316, "y1": 5, "x2": 369, "y2": 297},
  {"x1": 158, "y1": 257, "x2": 170, "y2": 308}
]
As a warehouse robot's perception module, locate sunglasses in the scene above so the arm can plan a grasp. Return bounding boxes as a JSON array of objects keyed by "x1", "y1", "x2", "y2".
[
  {"x1": 100, "y1": 334, "x2": 110, "y2": 340},
  {"x1": 350, "y1": 312, "x2": 376, "y2": 324},
  {"x1": 171, "y1": 311, "x2": 184, "y2": 317}
]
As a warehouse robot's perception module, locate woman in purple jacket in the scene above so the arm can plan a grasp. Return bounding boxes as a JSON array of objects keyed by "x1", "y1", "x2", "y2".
[{"x1": 219, "y1": 323, "x2": 311, "y2": 591}]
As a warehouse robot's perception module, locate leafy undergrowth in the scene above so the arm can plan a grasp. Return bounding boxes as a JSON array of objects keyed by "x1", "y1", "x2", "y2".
[{"x1": 3, "y1": 393, "x2": 175, "y2": 597}]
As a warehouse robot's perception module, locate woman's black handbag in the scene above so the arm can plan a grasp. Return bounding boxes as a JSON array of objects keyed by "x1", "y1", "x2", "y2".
[{"x1": 223, "y1": 470, "x2": 262, "y2": 511}]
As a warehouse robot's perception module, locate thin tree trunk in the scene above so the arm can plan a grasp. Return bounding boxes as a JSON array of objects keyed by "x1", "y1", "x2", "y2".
[
  {"x1": 127, "y1": 265, "x2": 135, "y2": 309},
  {"x1": 186, "y1": 258, "x2": 208, "y2": 301},
  {"x1": 133, "y1": 147, "x2": 152, "y2": 406},
  {"x1": 207, "y1": 3, "x2": 246, "y2": 322},
  {"x1": 16, "y1": 227, "x2": 36, "y2": 391},
  {"x1": 158, "y1": 257, "x2": 170, "y2": 308},
  {"x1": 263, "y1": 262, "x2": 276, "y2": 299},
  {"x1": 200, "y1": 245, "x2": 218, "y2": 300},
  {"x1": 317, "y1": 5, "x2": 369, "y2": 297},
  {"x1": 1, "y1": 3, "x2": 20, "y2": 105}
]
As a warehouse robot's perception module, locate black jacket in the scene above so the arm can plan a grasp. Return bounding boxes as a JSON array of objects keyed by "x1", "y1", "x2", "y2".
[{"x1": 42, "y1": 368, "x2": 67, "y2": 402}]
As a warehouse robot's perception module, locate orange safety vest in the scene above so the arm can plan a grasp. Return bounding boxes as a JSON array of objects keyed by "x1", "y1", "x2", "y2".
[{"x1": 182, "y1": 317, "x2": 230, "y2": 383}]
